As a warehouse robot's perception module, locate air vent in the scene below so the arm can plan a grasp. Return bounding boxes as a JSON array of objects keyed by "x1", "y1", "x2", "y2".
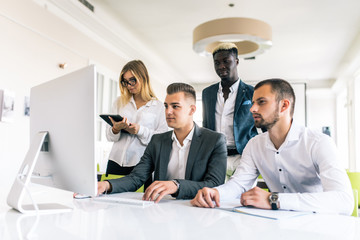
[
  {"x1": 79, "y1": 0, "x2": 94, "y2": 12},
  {"x1": 244, "y1": 57, "x2": 256, "y2": 60}
]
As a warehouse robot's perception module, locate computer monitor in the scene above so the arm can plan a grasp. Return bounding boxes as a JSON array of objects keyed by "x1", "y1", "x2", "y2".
[{"x1": 7, "y1": 65, "x2": 98, "y2": 214}]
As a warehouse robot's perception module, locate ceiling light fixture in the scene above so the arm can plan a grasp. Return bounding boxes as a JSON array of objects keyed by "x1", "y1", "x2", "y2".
[{"x1": 193, "y1": 17, "x2": 272, "y2": 59}]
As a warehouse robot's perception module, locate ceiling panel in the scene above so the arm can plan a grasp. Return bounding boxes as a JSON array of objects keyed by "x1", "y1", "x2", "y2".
[{"x1": 90, "y1": 0, "x2": 360, "y2": 87}]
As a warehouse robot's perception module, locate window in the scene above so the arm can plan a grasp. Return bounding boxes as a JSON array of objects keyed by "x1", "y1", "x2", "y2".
[
  {"x1": 93, "y1": 64, "x2": 119, "y2": 172},
  {"x1": 336, "y1": 88, "x2": 349, "y2": 169}
]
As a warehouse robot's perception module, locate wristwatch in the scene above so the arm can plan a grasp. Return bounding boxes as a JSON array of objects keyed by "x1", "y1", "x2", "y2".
[
  {"x1": 172, "y1": 179, "x2": 180, "y2": 192},
  {"x1": 269, "y1": 192, "x2": 279, "y2": 210}
]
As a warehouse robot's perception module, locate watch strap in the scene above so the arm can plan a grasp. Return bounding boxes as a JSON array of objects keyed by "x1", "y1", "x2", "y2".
[{"x1": 171, "y1": 180, "x2": 180, "y2": 198}]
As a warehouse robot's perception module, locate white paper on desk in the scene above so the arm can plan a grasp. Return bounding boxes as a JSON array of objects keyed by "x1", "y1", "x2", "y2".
[
  {"x1": 216, "y1": 199, "x2": 242, "y2": 211},
  {"x1": 233, "y1": 207, "x2": 313, "y2": 220}
]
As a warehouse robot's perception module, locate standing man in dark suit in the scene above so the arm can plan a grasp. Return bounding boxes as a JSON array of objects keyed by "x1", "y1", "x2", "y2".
[
  {"x1": 202, "y1": 43, "x2": 258, "y2": 180},
  {"x1": 97, "y1": 83, "x2": 227, "y2": 202}
]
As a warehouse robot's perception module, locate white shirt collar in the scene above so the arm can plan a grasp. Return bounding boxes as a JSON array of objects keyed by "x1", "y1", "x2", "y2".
[
  {"x1": 171, "y1": 125, "x2": 195, "y2": 148},
  {"x1": 130, "y1": 96, "x2": 156, "y2": 108},
  {"x1": 218, "y1": 78, "x2": 240, "y2": 93},
  {"x1": 265, "y1": 120, "x2": 301, "y2": 151}
]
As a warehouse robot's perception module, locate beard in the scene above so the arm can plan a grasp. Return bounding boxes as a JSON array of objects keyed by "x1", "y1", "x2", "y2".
[{"x1": 254, "y1": 106, "x2": 280, "y2": 130}]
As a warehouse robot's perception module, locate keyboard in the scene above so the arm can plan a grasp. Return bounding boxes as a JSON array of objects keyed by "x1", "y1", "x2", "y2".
[{"x1": 92, "y1": 195, "x2": 154, "y2": 207}]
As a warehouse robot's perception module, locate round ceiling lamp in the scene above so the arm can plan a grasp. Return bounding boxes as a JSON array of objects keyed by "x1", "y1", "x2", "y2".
[{"x1": 193, "y1": 17, "x2": 272, "y2": 59}]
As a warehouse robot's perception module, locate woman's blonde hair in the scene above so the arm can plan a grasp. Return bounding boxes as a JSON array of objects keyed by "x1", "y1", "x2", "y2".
[{"x1": 118, "y1": 60, "x2": 157, "y2": 107}]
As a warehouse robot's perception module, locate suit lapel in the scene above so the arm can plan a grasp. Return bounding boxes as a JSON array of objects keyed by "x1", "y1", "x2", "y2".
[
  {"x1": 185, "y1": 124, "x2": 201, "y2": 179},
  {"x1": 234, "y1": 80, "x2": 245, "y2": 115},
  {"x1": 159, "y1": 132, "x2": 173, "y2": 180},
  {"x1": 208, "y1": 85, "x2": 218, "y2": 129}
]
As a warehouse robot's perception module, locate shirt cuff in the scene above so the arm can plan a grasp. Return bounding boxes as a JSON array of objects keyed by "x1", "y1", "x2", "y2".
[
  {"x1": 108, "y1": 126, "x2": 121, "y2": 136},
  {"x1": 215, "y1": 185, "x2": 228, "y2": 202},
  {"x1": 278, "y1": 193, "x2": 299, "y2": 211},
  {"x1": 137, "y1": 125, "x2": 144, "y2": 136}
]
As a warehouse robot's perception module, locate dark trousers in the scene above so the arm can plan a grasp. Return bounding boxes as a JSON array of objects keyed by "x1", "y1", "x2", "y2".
[{"x1": 105, "y1": 160, "x2": 152, "y2": 190}]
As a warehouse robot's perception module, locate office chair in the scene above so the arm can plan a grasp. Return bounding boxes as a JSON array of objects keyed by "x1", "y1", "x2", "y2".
[
  {"x1": 256, "y1": 174, "x2": 269, "y2": 192},
  {"x1": 351, "y1": 189, "x2": 358, "y2": 217},
  {"x1": 347, "y1": 172, "x2": 360, "y2": 207},
  {"x1": 347, "y1": 172, "x2": 360, "y2": 217}
]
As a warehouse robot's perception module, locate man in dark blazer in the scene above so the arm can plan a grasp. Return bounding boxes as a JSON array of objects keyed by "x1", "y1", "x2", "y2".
[
  {"x1": 97, "y1": 83, "x2": 227, "y2": 202},
  {"x1": 202, "y1": 43, "x2": 258, "y2": 179}
]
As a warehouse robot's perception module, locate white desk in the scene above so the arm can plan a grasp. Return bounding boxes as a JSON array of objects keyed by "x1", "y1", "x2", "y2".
[{"x1": 1, "y1": 192, "x2": 360, "y2": 240}]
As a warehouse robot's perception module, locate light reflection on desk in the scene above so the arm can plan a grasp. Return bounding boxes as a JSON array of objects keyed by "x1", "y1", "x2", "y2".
[{"x1": 1, "y1": 192, "x2": 360, "y2": 240}]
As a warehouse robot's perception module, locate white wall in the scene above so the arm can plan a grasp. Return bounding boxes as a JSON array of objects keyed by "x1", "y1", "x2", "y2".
[
  {"x1": 336, "y1": 88, "x2": 349, "y2": 169},
  {"x1": 333, "y1": 30, "x2": 360, "y2": 172},
  {"x1": 0, "y1": 0, "x2": 167, "y2": 207},
  {"x1": 306, "y1": 89, "x2": 336, "y2": 137},
  {"x1": 347, "y1": 74, "x2": 360, "y2": 171}
]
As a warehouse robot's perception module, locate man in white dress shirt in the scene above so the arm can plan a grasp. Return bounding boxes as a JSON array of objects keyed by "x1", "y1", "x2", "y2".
[
  {"x1": 97, "y1": 83, "x2": 227, "y2": 203},
  {"x1": 191, "y1": 78, "x2": 354, "y2": 215}
]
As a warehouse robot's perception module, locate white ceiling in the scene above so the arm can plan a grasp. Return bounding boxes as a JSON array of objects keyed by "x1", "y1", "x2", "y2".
[{"x1": 89, "y1": 0, "x2": 360, "y2": 88}]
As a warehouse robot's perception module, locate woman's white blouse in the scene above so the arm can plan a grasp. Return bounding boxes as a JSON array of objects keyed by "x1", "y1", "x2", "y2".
[{"x1": 106, "y1": 96, "x2": 168, "y2": 167}]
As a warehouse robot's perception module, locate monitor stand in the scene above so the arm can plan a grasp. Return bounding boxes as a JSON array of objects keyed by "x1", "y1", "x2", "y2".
[{"x1": 7, "y1": 131, "x2": 72, "y2": 214}]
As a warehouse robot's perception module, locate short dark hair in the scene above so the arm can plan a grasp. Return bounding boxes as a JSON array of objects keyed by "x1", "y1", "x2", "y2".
[
  {"x1": 167, "y1": 83, "x2": 196, "y2": 103},
  {"x1": 254, "y1": 78, "x2": 296, "y2": 117}
]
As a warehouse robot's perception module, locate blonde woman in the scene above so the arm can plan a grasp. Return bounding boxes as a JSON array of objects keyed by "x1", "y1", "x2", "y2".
[{"x1": 105, "y1": 60, "x2": 168, "y2": 186}]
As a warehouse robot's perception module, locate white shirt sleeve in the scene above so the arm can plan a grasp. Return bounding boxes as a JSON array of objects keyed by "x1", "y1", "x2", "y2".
[
  {"x1": 217, "y1": 124, "x2": 354, "y2": 215},
  {"x1": 279, "y1": 135, "x2": 354, "y2": 215},
  {"x1": 216, "y1": 141, "x2": 259, "y2": 201}
]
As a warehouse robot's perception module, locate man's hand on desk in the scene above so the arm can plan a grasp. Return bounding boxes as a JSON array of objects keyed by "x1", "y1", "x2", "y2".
[
  {"x1": 190, "y1": 187, "x2": 220, "y2": 208},
  {"x1": 191, "y1": 186, "x2": 273, "y2": 209},
  {"x1": 73, "y1": 181, "x2": 110, "y2": 198},
  {"x1": 72, "y1": 181, "x2": 110, "y2": 199},
  {"x1": 240, "y1": 186, "x2": 272, "y2": 210},
  {"x1": 142, "y1": 180, "x2": 178, "y2": 203},
  {"x1": 97, "y1": 181, "x2": 111, "y2": 195}
]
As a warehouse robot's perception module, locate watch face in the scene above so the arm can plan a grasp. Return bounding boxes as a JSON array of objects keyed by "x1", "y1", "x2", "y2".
[
  {"x1": 270, "y1": 193, "x2": 278, "y2": 202},
  {"x1": 269, "y1": 193, "x2": 279, "y2": 210}
]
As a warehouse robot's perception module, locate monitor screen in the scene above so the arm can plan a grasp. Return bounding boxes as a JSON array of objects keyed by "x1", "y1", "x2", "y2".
[{"x1": 30, "y1": 65, "x2": 98, "y2": 196}]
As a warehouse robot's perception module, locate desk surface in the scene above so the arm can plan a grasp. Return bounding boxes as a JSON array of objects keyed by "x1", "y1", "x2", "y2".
[{"x1": 1, "y1": 192, "x2": 360, "y2": 240}]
